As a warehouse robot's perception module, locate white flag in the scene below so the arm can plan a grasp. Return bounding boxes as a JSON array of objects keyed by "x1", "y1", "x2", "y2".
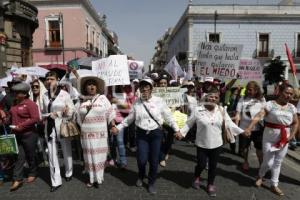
[{"x1": 164, "y1": 56, "x2": 184, "y2": 80}]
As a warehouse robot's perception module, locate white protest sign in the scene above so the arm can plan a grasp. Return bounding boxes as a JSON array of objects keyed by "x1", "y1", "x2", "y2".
[
  {"x1": 238, "y1": 59, "x2": 263, "y2": 84},
  {"x1": 195, "y1": 42, "x2": 243, "y2": 79},
  {"x1": 92, "y1": 55, "x2": 130, "y2": 86},
  {"x1": 164, "y1": 56, "x2": 184, "y2": 80},
  {"x1": 152, "y1": 87, "x2": 187, "y2": 107},
  {"x1": 128, "y1": 60, "x2": 144, "y2": 80}
]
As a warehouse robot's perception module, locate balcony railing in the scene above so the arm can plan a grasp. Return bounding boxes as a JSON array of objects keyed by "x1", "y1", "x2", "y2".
[
  {"x1": 86, "y1": 42, "x2": 94, "y2": 51},
  {"x1": 45, "y1": 40, "x2": 62, "y2": 50},
  {"x1": 256, "y1": 49, "x2": 274, "y2": 58}
]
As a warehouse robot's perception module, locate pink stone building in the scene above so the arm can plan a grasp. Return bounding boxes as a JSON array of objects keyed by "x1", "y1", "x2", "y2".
[{"x1": 29, "y1": 0, "x2": 119, "y2": 69}]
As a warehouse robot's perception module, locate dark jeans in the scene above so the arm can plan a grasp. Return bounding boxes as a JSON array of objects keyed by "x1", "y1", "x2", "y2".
[
  {"x1": 184, "y1": 124, "x2": 196, "y2": 142},
  {"x1": 13, "y1": 132, "x2": 38, "y2": 181},
  {"x1": 195, "y1": 146, "x2": 221, "y2": 185},
  {"x1": 136, "y1": 127, "x2": 163, "y2": 185},
  {"x1": 160, "y1": 125, "x2": 174, "y2": 161}
]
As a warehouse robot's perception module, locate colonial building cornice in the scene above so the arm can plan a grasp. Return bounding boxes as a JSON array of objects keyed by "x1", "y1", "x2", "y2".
[{"x1": 169, "y1": 4, "x2": 300, "y2": 44}]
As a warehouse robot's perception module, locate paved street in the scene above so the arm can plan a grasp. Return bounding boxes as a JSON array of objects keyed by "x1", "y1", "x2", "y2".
[{"x1": 0, "y1": 141, "x2": 299, "y2": 200}]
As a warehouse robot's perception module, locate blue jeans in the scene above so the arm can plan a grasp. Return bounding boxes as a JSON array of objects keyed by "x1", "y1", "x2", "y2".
[
  {"x1": 136, "y1": 127, "x2": 163, "y2": 185},
  {"x1": 110, "y1": 128, "x2": 127, "y2": 166}
]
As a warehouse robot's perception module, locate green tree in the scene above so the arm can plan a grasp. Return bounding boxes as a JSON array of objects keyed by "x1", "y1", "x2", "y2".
[{"x1": 263, "y1": 56, "x2": 286, "y2": 84}]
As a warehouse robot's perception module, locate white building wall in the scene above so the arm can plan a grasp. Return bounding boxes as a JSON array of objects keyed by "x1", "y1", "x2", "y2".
[
  {"x1": 191, "y1": 21, "x2": 300, "y2": 60},
  {"x1": 167, "y1": 23, "x2": 189, "y2": 62}
]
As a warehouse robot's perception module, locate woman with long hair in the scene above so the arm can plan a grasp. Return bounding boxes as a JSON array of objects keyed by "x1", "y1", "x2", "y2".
[{"x1": 235, "y1": 81, "x2": 266, "y2": 171}]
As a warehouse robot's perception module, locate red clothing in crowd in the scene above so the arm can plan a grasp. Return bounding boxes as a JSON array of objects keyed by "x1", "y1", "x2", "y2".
[{"x1": 9, "y1": 99, "x2": 40, "y2": 134}]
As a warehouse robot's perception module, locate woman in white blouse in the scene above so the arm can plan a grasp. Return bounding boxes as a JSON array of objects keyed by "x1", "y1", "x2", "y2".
[
  {"x1": 42, "y1": 71, "x2": 75, "y2": 192},
  {"x1": 235, "y1": 81, "x2": 266, "y2": 171},
  {"x1": 244, "y1": 83, "x2": 298, "y2": 196},
  {"x1": 177, "y1": 86, "x2": 243, "y2": 197},
  {"x1": 114, "y1": 79, "x2": 179, "y2": 195}
]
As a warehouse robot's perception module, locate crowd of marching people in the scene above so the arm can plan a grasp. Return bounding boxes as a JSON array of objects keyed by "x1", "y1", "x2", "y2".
[{"x1": 0, "y1": 68, "x2": 299, "y2": 197}]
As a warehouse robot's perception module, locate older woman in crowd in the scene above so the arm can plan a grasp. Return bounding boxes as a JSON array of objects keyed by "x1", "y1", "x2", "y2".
[
  {"x1": 8, "y1": 83, "x2": 40, "y2": 191},
  {"x1": 42, "y1": 71, "x2": 75, "y2": 192},
  {"x1": 113, "y1": 79, "x2": 179, "y2": 195},
  {"x1": 77, "y1": 75, "x2": 116, "y2": 188},
  {"x1": 244, "y1": 83, "x2": 298, "y2": 196},
  {"x1": 177, "y1": 86, "x2": 243, "y2": 197}
]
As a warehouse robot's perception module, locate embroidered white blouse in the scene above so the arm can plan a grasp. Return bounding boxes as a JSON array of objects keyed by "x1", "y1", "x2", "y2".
[{"x1": 180, "y1": 105, "x2": 243, "y2": 149}]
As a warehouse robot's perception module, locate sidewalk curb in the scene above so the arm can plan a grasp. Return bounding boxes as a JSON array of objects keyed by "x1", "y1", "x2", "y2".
[{"x1": 286, "y1": 150, "x2": 300, "y2": 164}]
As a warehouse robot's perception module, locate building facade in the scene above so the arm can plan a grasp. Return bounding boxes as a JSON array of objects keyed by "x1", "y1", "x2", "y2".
[
  {"x1": 29, "y1": 0, "x2": 120, "y2": 68},
  {"x1": 153, "y1": 3, "x2": 300, "y2": 79},
  {"x1": 0, "y1": 0, "x2": 38, "y2": 77}
]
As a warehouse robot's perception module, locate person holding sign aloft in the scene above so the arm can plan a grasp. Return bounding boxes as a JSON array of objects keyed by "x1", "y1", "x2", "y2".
[{"x1": 111, "y1": 79, "x2": 180, "y2": 195}]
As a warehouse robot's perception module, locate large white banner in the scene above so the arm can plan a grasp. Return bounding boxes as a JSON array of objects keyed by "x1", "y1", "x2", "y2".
[
  {"x1": 128, "y1": 60, "x2": 144, "y2": 80},
  {"x1": 152, "y1": 87, "x2": 187, "y2": 107},
  {"x1": 92, "y1": 55, "x2": 130, "y2": 86},
  {"x1": 195, "y1": 42, "x2": 243, "y2": 79}
]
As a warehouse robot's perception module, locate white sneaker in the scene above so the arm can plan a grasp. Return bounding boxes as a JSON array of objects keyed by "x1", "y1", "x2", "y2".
[
  {"x1": 165, "y1": 154, "x2": 169, "y2": 161},
  {"x1": 160, "y1": 160, "x2": 166, "y2": 167}
]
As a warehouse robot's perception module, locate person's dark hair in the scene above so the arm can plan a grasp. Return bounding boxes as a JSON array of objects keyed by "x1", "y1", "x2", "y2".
[
  {"x1": 45, "y1": 71, "x2": 59, "y2": 80},
  {"x1": 245, "y1": 81, "x2": 263, "y2": 100},
  {"x1": 278, "y1": 83, "x2": 294, "y2": 93},
  {"x1": 156, "y1": 74, "x2": 168, "y2": 84},
  {"x1": 31, "y1": 79, "x2": 39, "y2": 86},
  {"x1": 14, "y1": 91, "x2": 30, "y2": 105},
  {"x1": 206, "y1": 85, "x2": 219, "y2": 94}
]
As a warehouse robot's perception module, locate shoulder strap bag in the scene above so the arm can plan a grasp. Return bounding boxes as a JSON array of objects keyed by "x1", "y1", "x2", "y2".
[
  {"x1": 219, "y1": 106, "x2": 235, "y2": 145},
  {"x1": 141, "y1": 99, "x2": 162, "y2": 130}
]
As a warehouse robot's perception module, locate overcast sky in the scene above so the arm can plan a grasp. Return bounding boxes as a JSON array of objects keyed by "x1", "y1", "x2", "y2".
[{"x1": 91, "y1": 0, "x2": 298, "y2": 66}]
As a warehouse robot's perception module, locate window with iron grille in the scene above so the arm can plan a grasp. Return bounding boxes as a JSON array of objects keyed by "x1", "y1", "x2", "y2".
[
  {"x1": 209, "y1": 33, "x2": 220, "y2": 43},
  {"x1": 48, "y1": 20, "x2": 61, "y2": 47}
]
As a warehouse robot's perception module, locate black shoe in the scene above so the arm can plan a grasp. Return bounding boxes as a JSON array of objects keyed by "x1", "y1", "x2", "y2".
[
  {"x1": 65, "y1": 176, "x2": 72, "y2": 182},
  {"x1": 50, "y1": 185, "x2": 61, "y2": 192},
  {"x1": 119, "y1": 164, "x2": 127, "y2": 171},
  {"x1": 289, "y1": 144, "x2": 297, "y2": 151}
]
